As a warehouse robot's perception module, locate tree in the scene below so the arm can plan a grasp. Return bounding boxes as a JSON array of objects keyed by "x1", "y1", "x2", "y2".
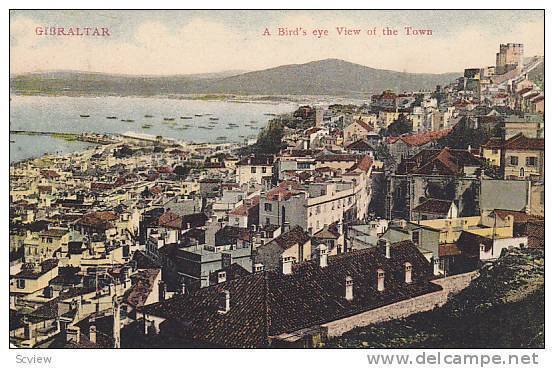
[
  {"x1": 384, "y1": 114, "x2": 412, "y2": 137},
  {"x1": 255, "y1": 120, "x2": 284, "y2": 155},
  {"x1": 174, "y1": 164, "x2": 191, "y2": 177}
]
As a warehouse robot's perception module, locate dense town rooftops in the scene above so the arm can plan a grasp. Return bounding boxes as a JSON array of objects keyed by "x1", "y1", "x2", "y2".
[
  {"x1": 269, "y1": 225, "x2": 311, "y2": 251},
  {"x1": 386, "y1": 128, "x2": 452, "y2": 147},
  {"x1": 15, "y1": 259, "x2": 59, "y2": 280},
  {"x1": 396, "y1": 148, "x2": 483, "y2": 176},
  {"x1": 139, "y1": 241, "x2": 439, "y2": 348},
  {"x1": 124, "y1": 269, "x2": 161, "y2": 308},
  {"x1": 236, "y1": 155, "x2": 274, "y2": 166}
]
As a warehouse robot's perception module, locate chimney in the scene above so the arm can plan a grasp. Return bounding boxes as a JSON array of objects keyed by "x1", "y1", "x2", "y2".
[
  {"x1": 282, "y1": 221, "x2": 290, "y2": 232},
  {"x1": 218, "y1": 290, "x2": 230, "y2": 314},
  {"x1": 345, "y1": 276, "x2": 353, "y2": 301},
  {"x1": 318, "y1": 244, "x2": 328, "y2": 268},
  {"x1": 377, "y1": 269, "x2": 385, "y2": 292},
  {"x1": 433, "y1": 257, "x2": 440, "y2": 276},
  {"x1": 379, "y1": 238, "x2": 390, "y2": 259},
  {"x1": 66, "y1": 325, "x2": 80, "y2": 344},
  {"x1": 217, "y1": 271, "x2": 227, "y2": 284},
  {"x1": 337, "y1": 218, "x2": 344, "y2": 235},
  {"x1": 281, "y1": 255, "x2": 294, "y2": 275},
  {"x1": 158, "y1": 280, "x2": 166, "y2": 301},
  {"x1": 23, "y1": 318, "x2": 34, "y2": 341},
  {"x1": 253, "y1": 263, "x2": 264, "y2": 273},
  {"x1": 180, "y1": 282, "x2": 187, "y2": 295},
  {"x1": 89, "y1": 325, "x2": 97, "y2": 344}
]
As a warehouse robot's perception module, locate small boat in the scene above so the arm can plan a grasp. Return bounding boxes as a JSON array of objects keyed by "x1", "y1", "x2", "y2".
[
  {"x1": 164, "y1": 118, "x2": 175, "y2": 121},
  {"x1": 209, "y1": 117, "x2": 219, "y2": 121},
  {"x1": 122, "y1": 119, "x2": 135, "y2": 122},
  {"x1": 180, "y1": 116, "x2": 193, "y2": 119},
  {"x1": 144, "y1": 114, "x2": 153, "y2": 118},
  {"x1": 264, "y1": 113, "x2": 276, "y2": 116},
  {"x1": 216, "y1": 136, "x2": 227, "y2": 141},
  {"x1": 194, "y1": 114, "x2": 203, "y2": 117},
  {"x1": 80, "y1": 114, "x2": 90, "y2": 118},
  {"x1": 142, "y1": 124, "x2": 152, "y2": 129},
  {"x1": 106, "y1": 116, "x2": 117, "y2": 119},
  {"x1": 251, "y1": 126, "x2": 259, "y2": 130}
]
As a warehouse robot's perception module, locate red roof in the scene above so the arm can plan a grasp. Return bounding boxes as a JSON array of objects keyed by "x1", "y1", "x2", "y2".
[
  {"x1": 503, "y1": 133, "x2": 544, "y2": 151},
  {"x1": 387, "y1": 128, "x2": 452, "y2": 147}
]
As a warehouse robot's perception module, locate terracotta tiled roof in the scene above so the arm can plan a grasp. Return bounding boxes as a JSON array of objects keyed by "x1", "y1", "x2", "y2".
[
  {"x1": 397, "y1": 148, "x2": 482, "y2": 176},
  {"x1": 270, "y1": 225, "x2": 311, "y2": 251},
  {"x1": 481, "y1": 137, "x2": 503, "y2": 149},
  {"x1": 387, "y1": 128, "x2": 452, "y2": 147},
  {"x1": 229, "y1": 196, "x2": 260, "y2": 216},
  {"x1": 413, "y1": 199, "x2": 453, "y2": 215},
  {"x1": 124, "y1": 269, "x2": 161, "y2": 308},
  {"x1": 503, "y1": 133, "x2": 544, "y2": 151},
  {"x1": 139, "y1": 241, "x2": 439, "y2": 348},
  {"x1": 439, "y1": 243, "x2": 462, "y2": 257},
  {"x1": 490, "y1": 209, "x2": 543, "y2": 224}
]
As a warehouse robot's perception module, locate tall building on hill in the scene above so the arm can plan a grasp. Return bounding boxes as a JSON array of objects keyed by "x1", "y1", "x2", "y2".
[{"x1": 496, "y1": 43, "x2": 524, "y2": 75}]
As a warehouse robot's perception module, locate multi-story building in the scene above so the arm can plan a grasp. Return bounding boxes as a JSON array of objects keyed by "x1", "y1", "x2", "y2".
[
  {"x1": 495, "y1": 43, "x2": 524, "y2": 75},
  {"x1": 235, "y1": 155, "x2": 274, "y2": 185},
  {"x1": 386, "y1": 148, "x2": 483, "y2": 220}
]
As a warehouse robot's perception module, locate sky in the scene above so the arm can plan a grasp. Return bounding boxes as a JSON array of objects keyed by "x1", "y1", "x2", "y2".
[{"x1": 10, "y1": 10, "x2": 544, "y2": 75}]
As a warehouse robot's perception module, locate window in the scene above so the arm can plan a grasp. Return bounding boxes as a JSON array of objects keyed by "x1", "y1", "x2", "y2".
[
  {"x1": 526, "y1": 157, "x2": 537, "y2": 167},
  {"x1": 264, "y1": 203, "x2": 272, "y2": 212},
  {"x1": 509, "y1": 156, "x2": 518, "y2": 166},
  {"x1": 492, "y1": 149, "x2": 498, "y2": 154},
  {"x1": 251, "y1": 167, "x2": 257, "y2": 174},
  {"x1": 519, "y1": 168, "x2": 525, "y2": 177},
  {"x1": 17, "y1": 279, "x2": 25, "y2": 289},
  {"x1": 262, "y1": 167, "x2": 267, "y2": 174}
]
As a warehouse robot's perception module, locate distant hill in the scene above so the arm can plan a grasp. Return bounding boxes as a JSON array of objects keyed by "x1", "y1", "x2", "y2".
[{"x1": 10, "y1": 59, "x2": 460, "y2": 97}]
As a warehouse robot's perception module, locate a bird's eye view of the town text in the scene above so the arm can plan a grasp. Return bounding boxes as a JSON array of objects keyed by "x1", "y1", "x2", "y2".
[{"x1": 8, "y1": 8, "x2": 546, "y2": 358}]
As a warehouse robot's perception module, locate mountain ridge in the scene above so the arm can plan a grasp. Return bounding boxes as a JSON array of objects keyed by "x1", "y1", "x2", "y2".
[{"x1": 10, "y1": 58, "x2": 460, "y2": 97}]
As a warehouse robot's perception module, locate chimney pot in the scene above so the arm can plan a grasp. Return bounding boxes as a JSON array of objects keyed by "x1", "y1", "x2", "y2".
[
  {"x1": 89, "y1": 325, "x2": 97, "y2": 344},
  {"x1": 345, "y1": 276, "x2": 353, "y2": 301},
  {"x1": 318, "y1": 244, "x2": 328, "y2": 268},
  {"x1": 217, "y1": 271, "x2": 227, "y2": 284},
  {"x1": 281, "y1": 256, "x2": 294, "y2": 275},
  {"x1": 218, "y1": 290, "x2": 230, "y2": 314}
]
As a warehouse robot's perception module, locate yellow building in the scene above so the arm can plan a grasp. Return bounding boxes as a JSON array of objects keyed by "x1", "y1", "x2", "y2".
[
  {"x1": 10, "y1": 259, "x2": 59, "y2": 295},
  {"x1": 481, "y1": 137, "x2": 503, "y2": 167},
  {"x1": 502, "y1": 133, "x2": 544, "y2": 181},
  {"x1": 418, "y1": 213, "x2": 514, "y2": 245},
  {"x1": 24, "y1": 228, "x2": 70, "y2": 263}
]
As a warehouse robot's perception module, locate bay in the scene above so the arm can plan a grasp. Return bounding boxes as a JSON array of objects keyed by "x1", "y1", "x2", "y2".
[{"x1": 9, "y1": 95, "x2": 296, "y2": 163}]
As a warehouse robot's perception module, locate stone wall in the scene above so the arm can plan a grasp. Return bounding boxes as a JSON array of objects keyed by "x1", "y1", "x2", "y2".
[{"x1": 322, "y1": 271, "x2": 478, "y2": 338}]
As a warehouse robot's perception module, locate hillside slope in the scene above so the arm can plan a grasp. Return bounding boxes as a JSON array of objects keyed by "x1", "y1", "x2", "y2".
[
  {"x1": 325, "y1": 248, "x2": 545, "y2": 348},
  {"x1": 10, "y1": 59, "x2": 459, "y2": 97}
]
